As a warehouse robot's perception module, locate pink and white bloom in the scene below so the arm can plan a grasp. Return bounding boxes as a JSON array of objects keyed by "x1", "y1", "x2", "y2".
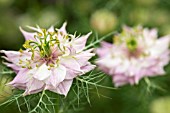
[
  {"x1": 96, "y1": 26, "x2": 170, "y2": 87},
  {"x1": 1, "y1": 23, "x2": 95, "y2": 96}
]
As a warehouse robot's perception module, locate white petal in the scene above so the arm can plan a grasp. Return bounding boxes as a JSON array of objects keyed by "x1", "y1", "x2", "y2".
[
  {"x1": 50, "y1": 65, "x2": 66, "y2": 87},
  {"x1": 149, "y1": 36, "x2": 170, "y2": 56},
  {"x1": 47, "y1": 26, "x2": 54, "y2": 32},
  {"x1": 57, "y1": 22, "x2": 67, "y2": 35},
  {"x1": 34, "y1": 64, "x2": 51, "y2": 81}
]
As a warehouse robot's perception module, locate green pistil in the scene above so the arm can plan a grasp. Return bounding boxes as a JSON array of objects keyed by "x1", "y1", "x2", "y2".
[
  {"x1": 22, "y1": 28, "x2": 70, "y2": 60},
  {"x1": 41, "y1": 43, "x2": 51, "y2": 58},
  {"x1": 126, "y1": 38, "x2": 137, "y2": 51},
  {"x1": 22, "y1": 30, "x2": 58, "y2": 59}
]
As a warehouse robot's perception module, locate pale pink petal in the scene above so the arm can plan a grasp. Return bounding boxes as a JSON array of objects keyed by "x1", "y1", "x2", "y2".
[
  {"x1": 47, "y1": 65, "x2": 66, "y2": 87},
  {"x1": 101, "y1": 41, "x2": 113, "y2": 48},
  {"x1": 8, "y1": 69, "x2": 30, "y2": 88},
  {"x1": 46, "y1": 79, "x2": 73, "y2": 96},
  {"x1": 75, "y1": 49, "x2": 95, "y2": 66},
  {"x1": 19, "y1": 27, "x2": 37, "y2": 41},
  {"x1": 160, "y1": 51, "x2": 170, "y2": 65},
  {"x1": 60, "y1": 57, "x2": 81, "y2": 72},
  {"x1": 67, "y1": 46, "x2": 76, "y2": 55},
  {"x1": 146, "y1": 66, "x2": 165, "y2": 76},
  {"x1": 1, "y1": 50, "x2": 32, "y2": 65},
  {"x1": 113, "y1": 74, "x2": 130, "y2": 87},
  {"x1": 98, "y1": 64, "x2": 110, "y2": 75},
  {"x1": 65, "y1": 68, "x2": 80, "y2": 79},
  {"x1": 24, "y1": 79, "x2": 45, "y2": 95},
  {"x1": 3, "y1": 62, "x2": 20, "y2": 73},
  {"x1": 57, "y1": 79, "x2": 73, "y2": 96},
  {"x1": 96, "y1": 41, "x2": 112, "y2": 57},
  {"x1": 114, "y1": 81, "x2": 128, "y2": 87},
  {"x1": 72, "y1": 32, "x2": 92, "y2": 52},
  {"x1": 26, "y1": 25, "x2": 42, "y2": 32},
  {"x1": 81, "y1": 62, "x2": 96, "y2": 73}
]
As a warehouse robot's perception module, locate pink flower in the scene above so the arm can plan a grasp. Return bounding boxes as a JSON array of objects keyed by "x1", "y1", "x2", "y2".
[
  {"x1": 1, "y1": 23, "x2": 95, "y2": 96},
  {"x1": 96, "y1": 26, "x2": 170, "y2": 87}
]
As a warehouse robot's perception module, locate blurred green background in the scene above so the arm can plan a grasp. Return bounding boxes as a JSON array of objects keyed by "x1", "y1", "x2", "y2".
[{"x1": 1, "y1": 0, "x2": 170, "y2": 113}]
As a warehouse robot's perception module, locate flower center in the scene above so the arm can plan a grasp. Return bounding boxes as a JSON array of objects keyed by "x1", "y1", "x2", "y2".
[
  {"x1": 19, "y1": 27, "x2": 75, "y2": 69},
  {"x1": 22, "y1": 29, "x2": 59, "y2": 59},
  {"x1": 126, "y1": 38, "x2": 137, "y2": 52}
]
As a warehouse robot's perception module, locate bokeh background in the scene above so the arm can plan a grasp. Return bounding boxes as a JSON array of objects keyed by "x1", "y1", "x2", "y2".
[{"x1": 1, "y1": 0, "x2": 170, "y2": 113}]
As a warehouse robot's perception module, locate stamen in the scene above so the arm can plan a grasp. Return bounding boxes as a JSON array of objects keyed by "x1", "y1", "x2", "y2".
[
  {"x1": 42, "y1": 29, "x2": 47, "y2": 35},
  {"x1": 23, "y1": 40, "x2": 32, "y2": 49},
  {"x1": 48, "y1": 32, "x2": 54, "y2": 36},
  {"x1": 36, "y1": 64, "x2": 39, "y2": 68},
  {"x1": 38, "y1": 33, "x2": 43, "y2": 37},
  {"x1": 19, "y1": 59, "x2": 23, "y2": 64},
  {"x1": 22, "y1": 66, "x2": 26, "y2": 68},
  {"x1": 19, "y1": 49, "x2": 23, "y2": 53},
  {"x1": 49, "y1": 64, "x2": 54, "y2": 67},
  {"x1": 21, "y1": 27, "x2": 63, "y2": 60}
]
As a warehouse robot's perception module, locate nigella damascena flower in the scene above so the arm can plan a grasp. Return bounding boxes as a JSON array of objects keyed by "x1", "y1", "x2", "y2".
[
  {"x1": 96, "y1": 26, "x2": 170, "y2": 87},
  {"x1": 1, "y1": 23, "x2": 95, "y2": 96}
]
